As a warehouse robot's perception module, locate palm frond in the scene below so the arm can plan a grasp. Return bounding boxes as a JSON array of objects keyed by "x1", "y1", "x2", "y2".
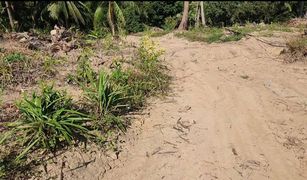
[{"x1": 114, "y1": 1, "x2": 126, "y2": 31}]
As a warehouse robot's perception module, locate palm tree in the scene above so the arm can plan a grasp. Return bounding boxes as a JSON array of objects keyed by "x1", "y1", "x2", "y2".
[
  {"x1": 46, "y1": 1, "x2": 91, "y2": 27},
  {"x1": 107, "y1": 1, "x2": 116, "y2": 36},
  {"x1": 200, "y1": 1, "x2": 206, "y2": 26},
  {"x1": 195, "y1": 1, "x2": 206, "y2": 28},
  {"x1": 178, "y1": 1, "x2": 190, "y2": 30},
  {"x1": 5, "y1": 1, "x2": 15, "y2": 31},
  {"x1": 93, "y1": 1, "x2": 125, "y2": 36}
]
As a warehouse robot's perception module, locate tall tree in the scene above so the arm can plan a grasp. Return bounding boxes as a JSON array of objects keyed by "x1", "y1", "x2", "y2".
[
  {"x1": 94, "y1": 1, "x2": 125, "y2": 36},
  {"x1": 178, "y1": 1, "x2": 189, "y2": 30},
  {"x1": 299, "y1": 1, "x2": 304, "y2": 17},
  {"x1": 195, "y1": 1, "x2": 206, "y2": 28},
  {"x1": 200, "y1": 1, "x2": 206, "y2": 26},
  {"x1": 5, "y1": 1, "x2": 15, "y2": 31},
  {"x1": 107, "y1": 1, "x2": 116, "y2": 36},
  {"x1": 195, "y1": 2, "x2": 200, "y2": 28}
]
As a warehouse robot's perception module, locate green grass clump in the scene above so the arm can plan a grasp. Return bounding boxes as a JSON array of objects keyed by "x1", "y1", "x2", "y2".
[
  {"x1": 3, "y1": 52, "x2": 27, "y2": 63},
  {"x1": 149, "y1": 30, "x2": 170, "y2": 37},
  {"x1": 83, "y1": 71, "x2": 127, "y2": 116},
  {"x1": 42, "y1": 56, "x2": 61, "y2": 77},
  {"x1": 82, "y1": 71, "x2": 127, "y2": 131},
  {"x1": 0, "y1": 35, "x2": 171, "y2": 179},
  {"x1": 287, "y1": 37, "x2": 307, "y2": 52},
  {"x1": 0, "y1": 84, "x2": 92, "y2": 161},
  {"x1": 175, "y1": 27, "x2": 244, "y2": 43},
  {"x1": 67, "y1": 54, "x2": 97, "y2": 85},
  {"x1": 283, "y1": 37, "x2": 307, "y2": 63},
  {"x1": 0, "y1": 52, "x2": 32, "y2": 89},
  {"x1": 111, "y1": 35, "x2": 171, "y2": 107},
  {"x1": 176, "y1": 23, "x2": 293, "y2": 43}
]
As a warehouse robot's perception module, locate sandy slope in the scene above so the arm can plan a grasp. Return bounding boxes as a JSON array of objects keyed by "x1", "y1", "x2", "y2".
[{"x1": 101, "y1": 34, "x2": 307, "y2": 180}]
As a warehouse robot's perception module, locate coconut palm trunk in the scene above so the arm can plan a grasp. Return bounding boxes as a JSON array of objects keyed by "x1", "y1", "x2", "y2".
[
  {"x1": 5, "y1": 1, "x2": 15, "y2": 31},
  {"x1": 195, "y1": 2, "x2": 200, "y2": 28},
  {"x1": 107, "y1": 1, "x2": 116, "y2": 36},
  {"x1": 200, "y1": 1, "x2": 206, "y2": 26},
  {"x1": 178, "y1": 1, "x2": 190, "y2": 30}
]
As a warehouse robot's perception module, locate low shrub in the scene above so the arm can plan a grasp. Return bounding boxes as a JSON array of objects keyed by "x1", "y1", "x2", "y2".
[
  {"x1": 163, "y1": 16, "x2": 179, "y2": 31},
  {"x1": 110, "y1": 35, "x2": 170, "y2": 107}
]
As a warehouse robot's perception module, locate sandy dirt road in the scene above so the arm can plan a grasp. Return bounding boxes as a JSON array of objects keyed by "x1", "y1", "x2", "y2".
[{"x1": 102, "y1": 34, "x2": 307, "y2": 180}]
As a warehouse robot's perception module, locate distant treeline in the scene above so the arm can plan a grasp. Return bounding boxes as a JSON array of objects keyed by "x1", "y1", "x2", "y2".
[{"x1": 0, "y1": 1, "x2": 306, "y2": 33}]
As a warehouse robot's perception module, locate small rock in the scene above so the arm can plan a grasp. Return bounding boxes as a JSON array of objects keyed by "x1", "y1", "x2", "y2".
[
  {"x1": 19, "y1": 37, "x2": 27, "y2": 43},
  {"x1": 50, "y1": 29, "x2": 57, "y2": 36}
]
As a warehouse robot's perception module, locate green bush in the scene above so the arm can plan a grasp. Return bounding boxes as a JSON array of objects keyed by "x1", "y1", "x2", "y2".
[
  {"x1": 140, "y1": 1, "x2": 183, "y2": 28},
  {"x1": 113, "y1": 35, "x2": 170, "y2": 107},
  {"x1": 163, "y1": 16, "x2": 178, "y2": 31},
  {"x1": 204, "y1": 1, "x2": 297, "y2": 27},
  {"x1": 122, "y1": 3, "x2": 145, "y2": 33}
]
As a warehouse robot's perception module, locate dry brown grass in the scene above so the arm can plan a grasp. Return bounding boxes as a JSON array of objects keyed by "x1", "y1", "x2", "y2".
[{"x1": 282, "y1": 36, "x2": 307, "y2": 63}]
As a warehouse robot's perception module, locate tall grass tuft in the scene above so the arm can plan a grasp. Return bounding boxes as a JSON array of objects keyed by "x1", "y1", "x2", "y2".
[
  {"x1": 83, "y1": 70, "x2": 127, "y2": 116},
  {"x1": 0, "y1": 84, "x2": 92, "y2": 161}
]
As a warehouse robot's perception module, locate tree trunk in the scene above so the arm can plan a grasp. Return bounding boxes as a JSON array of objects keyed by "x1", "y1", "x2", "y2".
[
  {"x1": 299, "y1": 1, "x2": 304, "y2": 18},
  {"x1": 5, "y1": 1, "x2": 15, "y2": 31},
  {"x1": 195, "y1": 2, "x2": 200, "y2": 28},
  {"x1": 178, "y1": 1, "x2": 189, "y2": 30},
  {"x1": 200, "y1": 1, "x2": 206, "y2": 26},
  {"x1": 107, "y1": 1, "x2": 116, "y2": 36}
]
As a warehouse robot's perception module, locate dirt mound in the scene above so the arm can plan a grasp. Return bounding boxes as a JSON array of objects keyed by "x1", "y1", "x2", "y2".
[{"x1": 7, "y1": 26, "x2": 80, "y2": 54}]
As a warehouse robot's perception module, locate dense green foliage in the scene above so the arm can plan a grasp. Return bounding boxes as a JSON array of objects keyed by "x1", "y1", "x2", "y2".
[
  {"x1": 203, "y1": 1, "x2": 300, "y2": 27},
  {"x1": 0, "y1": 1, "x2": 305, "y2": 33}
]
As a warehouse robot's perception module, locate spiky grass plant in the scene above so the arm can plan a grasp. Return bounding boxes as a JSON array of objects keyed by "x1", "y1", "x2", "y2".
[
  {"x1": 0, "y1": 84, "x2": 92, "y2": 161},
  {"x1": 83, "y1": 70, "x2": 127, "y2": 116},
  {"x1": 81, "y1": 70, "x2": 128, "y2": 132}
]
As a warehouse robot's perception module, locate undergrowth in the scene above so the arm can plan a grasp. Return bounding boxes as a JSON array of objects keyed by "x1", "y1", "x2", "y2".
[
  {"x1": 0, "y1": 51, "x2": 33, "y2": 89},
  {"x1": 175, "y1": 27, "x2": 243, "y2": 43},
  {"x1": 0, "y1": 35, "x2": 170, "y2": 179},
  {"x1": 0, "y1": 84, "x2": 93, "y2": 160},
  {"x1": 0, "y1": 51, "x2": 62, "y2": 90},
  {"x1": 175, "y1": 23, "x2": 293, "y2": 43},
  {"x1": 282, "y1": 37, "x2": 307, "y2": 63}
]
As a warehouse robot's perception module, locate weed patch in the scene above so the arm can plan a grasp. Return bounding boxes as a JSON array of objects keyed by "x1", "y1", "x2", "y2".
[
  {"x1": 282, "y1": 37, "x2": 307, "y2": 63},
  {"x1": 175, "y1": 28, "x2": 239, "y2": 43},
  {"x1": 175, "y1": 23, "x2": 293, "y2": 43},
  {"x1": 0, "y1": 84, "x2": 93, "y2": 161},
  {"x1": 0, "y1": 51, "x2": 61, "y2": 89},
  {"x1": 0, "y1": 35, "x2": 171, "y2": 179},
  {"x1": 67, "y1": 54, "x2": 97, "y2": 85},
  {"x1": 3, "y1": 52, "x2": 27, "y2": 63}
]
